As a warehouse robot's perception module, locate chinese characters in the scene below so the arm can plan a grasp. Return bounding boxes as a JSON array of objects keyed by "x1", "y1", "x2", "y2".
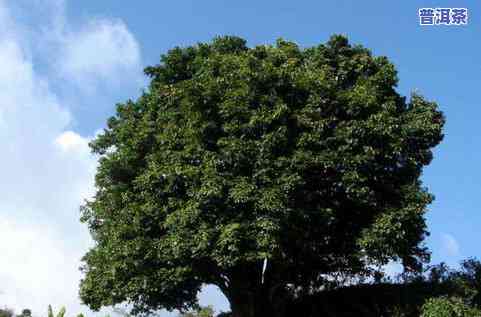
[{"x1": 419, "y1": 8, "x2": 468, "y2": 26}]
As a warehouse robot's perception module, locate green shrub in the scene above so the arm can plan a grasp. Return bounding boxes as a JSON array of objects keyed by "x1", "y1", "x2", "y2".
[{"x1": 421, "y1": 297, "x2": 481, "y2": 317}]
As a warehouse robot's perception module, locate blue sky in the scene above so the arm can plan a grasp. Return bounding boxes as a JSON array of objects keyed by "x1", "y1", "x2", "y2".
[{"x1": 0, "y1": 0, "x2": 479, "y2": 316}]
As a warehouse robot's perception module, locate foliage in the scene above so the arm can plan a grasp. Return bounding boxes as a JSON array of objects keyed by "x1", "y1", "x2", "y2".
[
  {"x1": 0, "y1": 308, "x2": 14, "y2": 317},
  {"x1": 178, "y1": 306, "x2": 215, "y2": 317},
  {"x1": 0, "y1": 308, "x2": 33, "y2": 317},
  {"x1": 48, "y1": 306, "x2": 66, "y2": 317},
  {"x1": 286, "y1": 259, "x2": 481, "y2": 316},
  {"x1": 46, "y1": 305, "x2": 87, "y2": 317},
  {"x1": 452, "y1": 258, "x2": 481, "y2": 308},
  {"x1": 18, "y1": 310, "x2": 32, "y2": 317},
  {"x1": 287, "y1": 280, "x2": 450, "y2": 316},
  {"x1": 420, "y1": 297, "x2": 481, "y2": 317},
  {"x1": 79, "y1": 35, "x2": 444, "y2": 316}
]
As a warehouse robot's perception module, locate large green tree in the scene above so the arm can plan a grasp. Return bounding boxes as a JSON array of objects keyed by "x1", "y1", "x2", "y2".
[{"x1": 79, "y1": 35, "x2": 444, "y2": 317}]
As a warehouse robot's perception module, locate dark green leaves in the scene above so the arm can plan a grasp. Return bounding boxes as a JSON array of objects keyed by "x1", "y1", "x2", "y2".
[{"x1": 80, "y1": 35, "x2": 444, "y2": 313}]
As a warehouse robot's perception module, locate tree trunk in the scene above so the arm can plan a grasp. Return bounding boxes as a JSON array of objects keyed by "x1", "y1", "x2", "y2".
[
  {"x1": 221, "y1": 262, "x2": 290, "y2": 317},
  {"x1": 227, "y1": 287, "x2": 287, "y2": 317}
]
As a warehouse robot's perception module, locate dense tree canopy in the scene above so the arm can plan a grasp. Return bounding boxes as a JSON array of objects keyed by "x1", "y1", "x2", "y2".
[{"x1": 79, "y1": 35, "x2": 444, "y2": 317}]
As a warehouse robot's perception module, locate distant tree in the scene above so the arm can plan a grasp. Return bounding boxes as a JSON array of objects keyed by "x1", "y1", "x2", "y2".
[
  {"x1": 0, "y1": 308, "x2": 14, "y2": 317},
  {"x1": 0, "y1": 307, "x2": 32, "y2": 317},
  {"x1": 454, "y1": 258, "x2": 481, "y2": 308},
  {"x1": 16, "y1": 309, "x2": 32, "y2": 317},
  {"x1": 287, "y1": 258, "x2": 481, "y2": 316},
  {"x1": 79, "y1": 35, "x2": 444, "y2": 317},
  {"x1": 21, "y1": 310, "x2": 31, "y2": 317},
  {"x1": 178, "y1": 306, "x2": 214, "y2": 317}
]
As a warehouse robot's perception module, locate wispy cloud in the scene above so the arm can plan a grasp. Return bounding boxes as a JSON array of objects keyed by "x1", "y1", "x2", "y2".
[
  {"x1": 55, "y1": 18, "x2": 143, "y2": 93},
  {"x1": 441, "y1": 233, "x2": 460, "y2": 257}
]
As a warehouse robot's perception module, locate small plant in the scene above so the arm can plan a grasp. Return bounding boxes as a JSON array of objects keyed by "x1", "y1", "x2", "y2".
[
  {"x1": 47, "y1": 306, "x2": 66, "y2": 317},
  {"x1": 46, "y1": 306, "x2": 87, "y2": 317}
]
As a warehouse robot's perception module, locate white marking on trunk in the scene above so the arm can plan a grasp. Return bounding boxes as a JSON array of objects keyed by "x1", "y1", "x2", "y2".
[{"x1": 261, "y1": 258, "x2": 268, "y2": 284}]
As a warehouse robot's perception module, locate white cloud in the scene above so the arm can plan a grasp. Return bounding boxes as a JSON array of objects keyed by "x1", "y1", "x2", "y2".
[
  {"x1": 56, "y1": 18, "x2": 143, "y2": 93},
  {"x1": 55, "y1": 131, "x2": 90, "y2": 153},
  {"x1": 0, "y1": 1, "x2": 142, "y2": 316},
  {"x1": 0, "y1": 218, "x2": 85, "y2": 315},
  {"x1": 0, "y1": 1, "x2": 226, "y2": 315},
  {"x1": 441, "y1": 233, "x2": 460, "y2": 257}
]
